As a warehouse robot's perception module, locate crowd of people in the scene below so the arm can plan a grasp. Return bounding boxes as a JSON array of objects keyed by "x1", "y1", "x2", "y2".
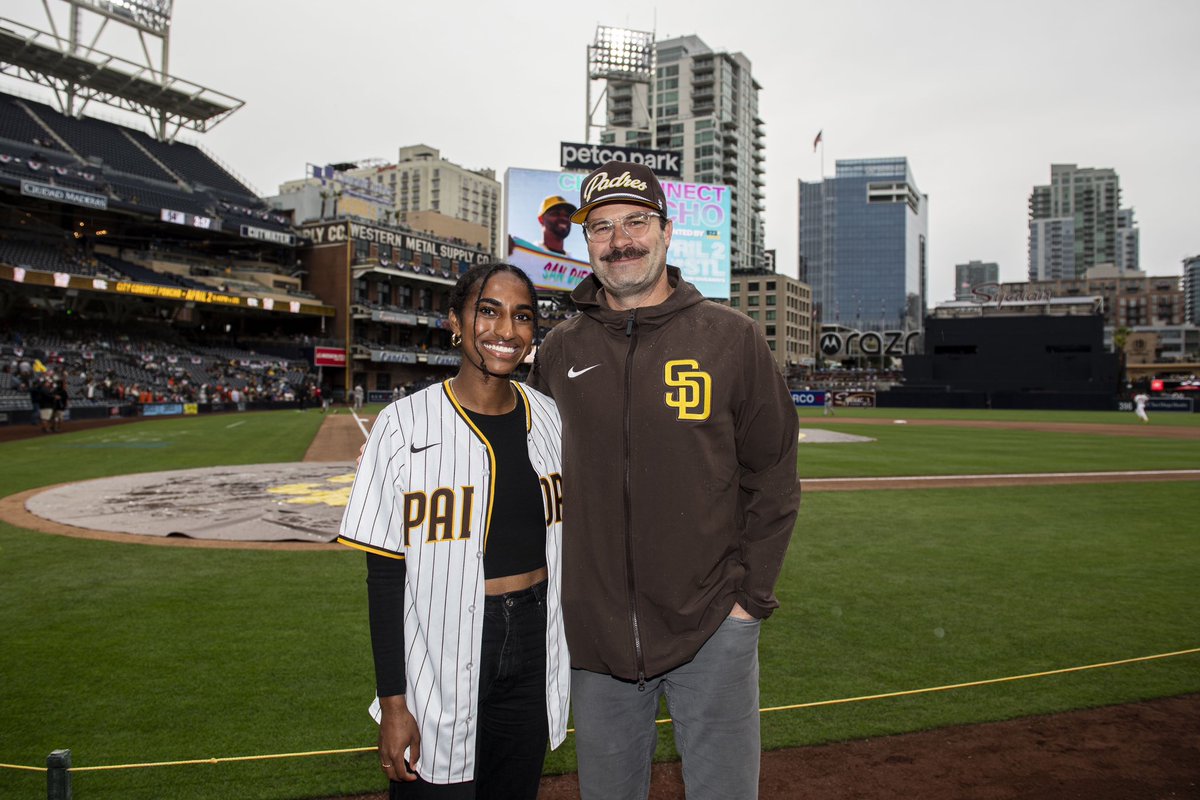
[{"x1": 1, "y1": 327, "x2": 321, "y2": 427}]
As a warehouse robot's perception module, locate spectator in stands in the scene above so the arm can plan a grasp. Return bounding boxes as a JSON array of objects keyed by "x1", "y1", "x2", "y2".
[{"x1": 537, "y1": 196, "x2": 577, "y2": 256}]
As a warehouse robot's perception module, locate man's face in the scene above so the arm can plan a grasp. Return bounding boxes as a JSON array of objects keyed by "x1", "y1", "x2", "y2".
[
  {"x1": 540, "y1": 206, "x2": 573, "y2": 240},
  {"x1": 584, "y1": 202, "x2": 672, "y2": 304}
]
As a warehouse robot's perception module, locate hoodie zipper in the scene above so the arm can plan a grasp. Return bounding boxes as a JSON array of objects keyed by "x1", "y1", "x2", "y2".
[{"x1": 622, "y1": 308, "x2": 646, "y2": 689}]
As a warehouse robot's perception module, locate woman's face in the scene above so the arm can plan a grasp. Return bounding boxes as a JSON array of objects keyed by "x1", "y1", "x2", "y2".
[{"x1": 451, "y1": 271, "x2": 537, "y2": 377}]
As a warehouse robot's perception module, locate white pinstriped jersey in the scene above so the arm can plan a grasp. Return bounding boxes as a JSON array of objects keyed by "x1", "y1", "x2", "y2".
[{"x1": 337, "y1": 380, "x2": 569, "y2": 785}]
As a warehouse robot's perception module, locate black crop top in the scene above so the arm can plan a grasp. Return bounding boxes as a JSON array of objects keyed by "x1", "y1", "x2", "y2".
[{"x1": 463, "y1": 391, "x2": 548, "y2": 580}]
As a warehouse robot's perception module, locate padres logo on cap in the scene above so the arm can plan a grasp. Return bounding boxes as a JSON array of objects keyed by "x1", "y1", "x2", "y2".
[
  {"x1": 581, "y1": 171, "x2": 649, "y2": 204},
  {"x1": 571, "y1": 161, "x2": 668, "y2": 224}
]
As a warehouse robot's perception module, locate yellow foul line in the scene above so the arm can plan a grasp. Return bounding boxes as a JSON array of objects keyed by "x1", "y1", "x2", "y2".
[{"x1": 4, "y1": 647, "x2": 1197, "y2": 772}]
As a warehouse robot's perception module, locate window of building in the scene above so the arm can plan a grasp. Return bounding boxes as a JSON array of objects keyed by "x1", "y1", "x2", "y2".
[
  {"x1": 766, "y1": 310, "x2": 776, "y2": 320},
  {"x1": 748, "y1": 282, "x2": 759, "y2": 291},
  {"x1": 766, "y1": 296, "x2": 776, "y2": 306},
  {"x1": 748, "y1": 296, "x2": 760, "y2": 306}
]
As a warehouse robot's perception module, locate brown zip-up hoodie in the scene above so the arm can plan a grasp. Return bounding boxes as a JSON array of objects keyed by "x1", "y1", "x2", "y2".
[{"x1": 529, "y1": 267, "x2": 801, "y2": 682}]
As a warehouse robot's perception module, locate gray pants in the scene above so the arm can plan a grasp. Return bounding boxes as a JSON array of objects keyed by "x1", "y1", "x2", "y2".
[{"x1": 571, "y1": 615, "x2": 762, "y2": 800}]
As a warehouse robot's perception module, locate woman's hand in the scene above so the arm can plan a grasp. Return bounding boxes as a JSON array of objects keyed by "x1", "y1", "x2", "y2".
[{"x1": 378, "y1": 695, "x2": 420, "y2": 782}]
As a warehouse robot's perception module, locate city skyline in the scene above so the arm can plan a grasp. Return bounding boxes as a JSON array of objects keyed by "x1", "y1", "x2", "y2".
[{"x1": 2, "y1": 0, "x2": 1195, "y2": 303}]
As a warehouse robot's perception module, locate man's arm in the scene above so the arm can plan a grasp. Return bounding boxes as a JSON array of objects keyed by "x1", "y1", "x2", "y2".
[{"x1": 732, "y1": 322, "x2": 801, "y2": 619}]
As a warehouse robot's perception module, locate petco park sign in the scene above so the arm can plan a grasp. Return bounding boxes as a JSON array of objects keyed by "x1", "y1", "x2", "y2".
[{"x1": 560, "y1": 142, "x2": 682, "y2": 177}]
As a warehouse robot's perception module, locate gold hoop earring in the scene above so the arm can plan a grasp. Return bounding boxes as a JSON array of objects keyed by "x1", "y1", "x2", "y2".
[{"x1": 451, "y1": 333, "x2": 462, "y2": 348}]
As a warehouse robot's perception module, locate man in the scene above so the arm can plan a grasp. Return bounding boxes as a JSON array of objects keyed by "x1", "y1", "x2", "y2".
[
  {"x1": 50, "y1": 377, "x2": 69, "y2": 432},
  {"x1": 1133, "y1": 391, "x2": 1150, "y2": 423},
  {"x1": 529, "y1": 162, "x2": 801, "y2": 799},
  {"x1": 537, "y1": 195, "x2": 576, "y2": 255}
]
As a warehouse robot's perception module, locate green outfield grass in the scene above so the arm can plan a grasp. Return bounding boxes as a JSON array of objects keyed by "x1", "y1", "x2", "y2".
[
  {"x1": 797, "y1": 422, "x2": 1200, "y2": 478},
  {"x1": 1, "y1": 410, "x2": 1198, "y2": 799},
  {"x1": 797, "y1": 404, "x2": 1200, "y2": 426}
]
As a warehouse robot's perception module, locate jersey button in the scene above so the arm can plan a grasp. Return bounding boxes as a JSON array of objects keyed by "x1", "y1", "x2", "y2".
[{"x1": 468, "y1": 605, "x2": 476, "y2": 612}]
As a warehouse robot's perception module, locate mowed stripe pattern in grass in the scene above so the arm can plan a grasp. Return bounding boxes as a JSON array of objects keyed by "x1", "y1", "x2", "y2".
[{"x1": 1, "y1": 410, "x2": 1198, "y2": 799}]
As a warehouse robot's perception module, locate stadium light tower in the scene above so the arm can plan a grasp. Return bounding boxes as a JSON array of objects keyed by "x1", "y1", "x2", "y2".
[
  {"x1": 0, "y1": 0, "x2": 242, "y2": 140},
  {"x1": 585, "y1": 25, "x2": 656, "y2": 147}
]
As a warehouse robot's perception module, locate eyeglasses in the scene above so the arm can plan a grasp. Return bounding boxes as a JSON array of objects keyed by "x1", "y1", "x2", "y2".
[{"x1": 581, "y1": 211, "x2": 661, "y2": 242}]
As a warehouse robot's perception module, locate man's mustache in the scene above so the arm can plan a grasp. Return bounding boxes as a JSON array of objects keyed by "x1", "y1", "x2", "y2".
[{"x1": 601, "y1": 246, "x2": 649, "y2": 263}]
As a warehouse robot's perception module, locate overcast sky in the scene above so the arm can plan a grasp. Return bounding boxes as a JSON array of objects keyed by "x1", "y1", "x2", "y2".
[{"x1": 5, "y1": 0, "x2": 1198, "y2": 302}]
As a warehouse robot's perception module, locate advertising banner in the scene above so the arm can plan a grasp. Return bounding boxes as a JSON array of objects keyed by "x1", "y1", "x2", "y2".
[
  {"x1": 790, "y1": 390, "x2": 827, "y2": 408},
  {"x1": 504, "y1": 168, "x2": 731, "y2": 299},
  {"x1": 559, "y1": 142, "x2": 682, "y2": 177},
  {"x1": 314, "y1": 347, "x2": 346, "y2": 368}
]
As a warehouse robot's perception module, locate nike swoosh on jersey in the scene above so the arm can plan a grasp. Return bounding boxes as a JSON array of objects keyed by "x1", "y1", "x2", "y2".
[
  {"x1": 410, "y1": 442, "x2": 440, "y2": 453},
  {"x1": 567, "y1": 364, "x2": 602, "y2": 378}
]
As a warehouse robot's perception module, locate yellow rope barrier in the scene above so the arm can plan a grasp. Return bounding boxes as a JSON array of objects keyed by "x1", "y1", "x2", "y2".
[
  {"x1": 756, "y1": 645, "x2": 1200, "y2": 715},
  {"x1": 3, "y1": 646, "x2": 1197, "y2": 773}
]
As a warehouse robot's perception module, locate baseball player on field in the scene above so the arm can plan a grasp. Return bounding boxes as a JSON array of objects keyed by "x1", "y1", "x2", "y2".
[
  {"x1": 338, "y1": 263, "x2": 569, "y2": 799},
  {"x1": 1133, "y1": 392, "x2": 1150, "y2": 423}
]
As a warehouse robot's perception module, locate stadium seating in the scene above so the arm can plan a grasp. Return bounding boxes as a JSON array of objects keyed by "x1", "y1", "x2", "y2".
[
  {"x1": 2, "y1": 329, "x2": 320, "y2": 411},
  {"x1": 126, "y1": 129, "x2": 256, "y2": 198},
  {"x1": 0, "y1": 90, "x2": 281, "y2": 231},
  {"x1": 0, "y1": 239, "x2": 111, "y2": 277}
]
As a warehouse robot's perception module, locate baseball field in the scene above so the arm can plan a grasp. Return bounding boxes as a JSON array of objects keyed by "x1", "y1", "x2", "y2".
[{"x1": 1, "y1": 406, "x2": 1197, "y2": 799}]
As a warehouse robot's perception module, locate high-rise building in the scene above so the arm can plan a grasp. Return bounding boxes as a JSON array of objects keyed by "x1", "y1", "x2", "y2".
[
  {"x1": 1116, "y1": 209, "x2": 1140, "y2": 273},
  {"x1": 1027, "y1": 164, "x2": 1138, "y2": 280},
  {"x1": 798, "y1": 158, "x2": 928, "y2": 332},
  {"x1": 599, "y1": 34, "x2": 765, "y2": 271},
  {"x1": 727, "y1": 270, "x2": 813, "y2": 370},
  {"x1": 955, "y1": 260, "x2": 999, "y2": 301},
  {"x1": 352, "y1": 145, "x2": 500, "y2": 255},
  {"x1": 1185, "y1": 255, "x2": 1200, "y2": 325}
]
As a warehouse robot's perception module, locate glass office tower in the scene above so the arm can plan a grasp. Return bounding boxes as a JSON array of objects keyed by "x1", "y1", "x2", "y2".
[{"x1": 799, "y1": 157, "x2": 928, "y2": 332}]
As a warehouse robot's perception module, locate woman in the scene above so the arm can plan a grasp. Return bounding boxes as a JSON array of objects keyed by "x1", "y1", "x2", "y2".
[{"x1": 338, "y1": 263, "x2": 568, "y2": 799}]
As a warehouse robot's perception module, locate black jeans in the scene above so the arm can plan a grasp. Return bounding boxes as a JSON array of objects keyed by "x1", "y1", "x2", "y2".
[{"x1": 391, "y1": 580, "x2": 550, "y2": 800}]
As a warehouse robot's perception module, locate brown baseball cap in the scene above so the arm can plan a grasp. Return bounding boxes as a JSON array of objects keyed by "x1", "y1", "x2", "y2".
[{"x1": 571, "y1": 161, "x2": 668, "y2": 224}]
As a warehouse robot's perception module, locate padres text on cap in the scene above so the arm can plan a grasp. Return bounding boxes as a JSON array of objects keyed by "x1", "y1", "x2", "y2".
[{"x1": 571, "y1": 161, "x2": 668, "y2": 224}]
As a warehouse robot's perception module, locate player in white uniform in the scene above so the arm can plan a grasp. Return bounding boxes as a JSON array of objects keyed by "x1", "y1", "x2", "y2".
[
  {"x1": 1133, "y1": 392, "x2": 1150, "y2": 423},
  {"x1": 339, "y1": 263, "x2": 568, "y2": 798}
]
